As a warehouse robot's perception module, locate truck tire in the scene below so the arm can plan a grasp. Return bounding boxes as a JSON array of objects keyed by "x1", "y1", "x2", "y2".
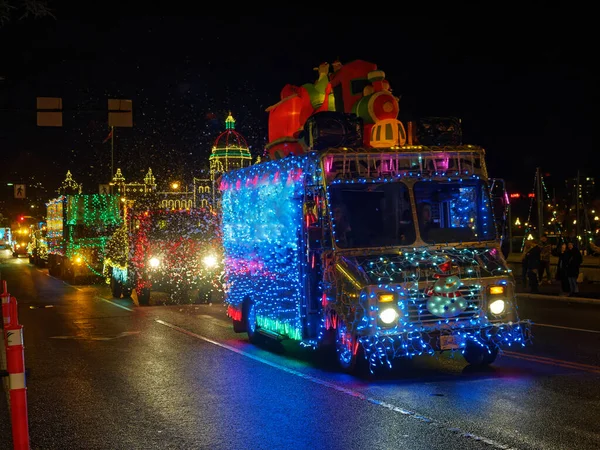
[
  {"x1": 243, "y1": 299, "x2": 259, "y2": 344},
  {"x1": 463, "y1": 342, "x2": 499, "y2": 366},
  {"x1": 336, "y1": 320, "x2": 359, "y2": 373}
]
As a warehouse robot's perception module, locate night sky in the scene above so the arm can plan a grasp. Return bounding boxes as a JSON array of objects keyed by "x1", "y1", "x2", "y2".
[{"x1": 0, "y1": 6, "x2": 596, "y2": 212}]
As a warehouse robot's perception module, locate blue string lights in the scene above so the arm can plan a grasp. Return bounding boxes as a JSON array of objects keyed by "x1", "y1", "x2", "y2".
[{"x1": 221, "y1": 149, "x2": 531, "y2": 372}]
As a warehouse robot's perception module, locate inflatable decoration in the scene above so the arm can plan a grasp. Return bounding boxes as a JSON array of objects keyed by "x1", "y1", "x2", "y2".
[
  {"x1": 417, "y1": 117, "x2": 462, "y2": 146},
  {"x1": 425, "y1": 274, "x2": 468, "y2": 318},
  {"x1": 266, "y1": 59, "x2": 406, "y2": 160}
]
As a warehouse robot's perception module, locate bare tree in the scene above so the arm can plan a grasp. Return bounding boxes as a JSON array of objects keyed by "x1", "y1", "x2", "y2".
[{"x1": 0, "y1": 0, "x2": 53, "y2": 26}]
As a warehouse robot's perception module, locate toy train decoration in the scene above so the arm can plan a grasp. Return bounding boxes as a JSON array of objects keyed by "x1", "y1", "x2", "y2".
[{"x1": 265, "y1": 59, "x2": 462, "y2": 160}]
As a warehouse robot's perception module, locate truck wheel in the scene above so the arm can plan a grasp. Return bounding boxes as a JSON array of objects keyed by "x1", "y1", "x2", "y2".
[
  {"x1": 243, "y1": 299, "x2": 258, "y2": 343},
  {"x1": 110, "y1": 276, "x2": 123, "y2": 299},
  {"x1": 336, "y1": 321, "x2": 360, "y2": 373},
  {"x1": 463, "y1": 342, "x2": 498, "y2": 366},
  {"x1": 138, "y1": 288, "x2": 151, "y2": 306}
]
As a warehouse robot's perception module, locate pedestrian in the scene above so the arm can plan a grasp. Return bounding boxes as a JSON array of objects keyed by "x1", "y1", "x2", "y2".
[
  {"x1": 538, "y1": 234, "x2": 552, "y2": 284},
  {"x1": 521, "y1": 240, "x2": 532, "y2": 288},
  {"x1": 565, "y1": 242, "x2": 583, "y2": 296},
  {"x1": 524, "y1": 240, "x2": 541, "y2": 294},
  {"x1": 554, "y1": 242, "x2": 569, "y2": 295}
]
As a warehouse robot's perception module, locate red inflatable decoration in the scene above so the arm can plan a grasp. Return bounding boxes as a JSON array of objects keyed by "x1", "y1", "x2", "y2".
[{"x1": 265, "y1": 59, "x2": 405, "y2": 160}]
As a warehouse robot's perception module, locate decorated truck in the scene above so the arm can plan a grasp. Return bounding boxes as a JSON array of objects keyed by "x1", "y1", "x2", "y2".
[
  {"x1": 10, "y1": 216, "x2": 36, "y2": 257},
  {"x1": 105, "y1": 204, "x2": 223, "y2": 306},
  {"x1": 46, "y1": 194, "x2": 121, "y2": 282},
  {"x1": 221, "y1": 59, "x2": 531, "y2": 373},
  {"x1": 27, "y1": 221, "x2": 48, "y2": 267},
  {"x1": 0, "y1": 227, "x2": 12, "y2": 249}
]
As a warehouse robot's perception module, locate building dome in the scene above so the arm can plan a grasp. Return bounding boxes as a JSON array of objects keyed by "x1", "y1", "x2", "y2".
[{"x1": 209, "y1": 112, "x2": 252, "y2": 167}]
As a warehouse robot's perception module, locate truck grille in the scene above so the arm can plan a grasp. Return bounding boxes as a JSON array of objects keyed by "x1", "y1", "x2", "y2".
[{"x1": 406, "y1": 284, "x2": 482, "y2": 326}]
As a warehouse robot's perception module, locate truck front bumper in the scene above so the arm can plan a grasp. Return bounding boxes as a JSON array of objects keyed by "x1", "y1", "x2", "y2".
[{"x1": 358, "y1": 320, "x2": 532, "y2": 361}]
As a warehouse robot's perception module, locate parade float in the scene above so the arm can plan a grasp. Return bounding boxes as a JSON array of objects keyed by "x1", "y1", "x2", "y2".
[
  {"x1": 46, "y1": 171, "x2": 121, "y2": 283},
  {"x1": 221, "y1": 59, "x2": 531, "y2": 373}
]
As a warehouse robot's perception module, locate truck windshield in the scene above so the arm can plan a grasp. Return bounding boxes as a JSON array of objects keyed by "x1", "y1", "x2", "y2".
[
  {"x1": 414, "y1": 180, "x2": 496, "y2": 244},
  {"x1": 328, "y1": 182, "x2": 414, "y2": 248}
]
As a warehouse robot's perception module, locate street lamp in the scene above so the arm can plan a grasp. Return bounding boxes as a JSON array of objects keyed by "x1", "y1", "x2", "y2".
[{"x1": 171, "y1": 182, "x2": 180, "y2": 190}]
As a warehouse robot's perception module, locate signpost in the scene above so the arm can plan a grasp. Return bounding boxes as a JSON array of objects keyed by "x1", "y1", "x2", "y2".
[{"x1": 14, "y1": 185, "x2": 25, "y2": 199}]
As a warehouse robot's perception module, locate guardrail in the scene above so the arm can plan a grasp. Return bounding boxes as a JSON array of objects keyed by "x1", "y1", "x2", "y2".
[{"x1": 1, "y1": 279, "x2": 30, "y2": 450}]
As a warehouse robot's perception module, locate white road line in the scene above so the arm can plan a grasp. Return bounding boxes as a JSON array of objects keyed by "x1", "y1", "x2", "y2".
[
  {"x1": 156, "y1": 319, "x2": 515, "y2": 450},
  {"x1": 533, "y1": 323, "x2": 600, "y2": 334},
  {"x1": 97, "y1": 297, "x2": 134, "y2": 311}
]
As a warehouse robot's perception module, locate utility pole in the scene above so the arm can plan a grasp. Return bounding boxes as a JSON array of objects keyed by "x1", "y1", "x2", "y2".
[
  {"x1": 576, "y1": 170, "x2": 581, "y2": 241},
  {"x1": 536, "y1": 167, "x2": 544, "y2": 239},
  {"x1": 110, "y1": 126, "x2": 115, "y2": 179}
]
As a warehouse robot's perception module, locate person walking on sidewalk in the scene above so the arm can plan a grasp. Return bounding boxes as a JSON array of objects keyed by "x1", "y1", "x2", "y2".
[
  {"x1": 524, "y1": 240, "x2": 541, "y2": 294},
  {"x1": 538, "y1": 234, "x2": 552, "y2": 284},
  {"x1": 554, "y1": 242, "x2": 569, "y2": 295},
  {"x1": 565, "y1": 241, "x2": 583, "y2": 296}
]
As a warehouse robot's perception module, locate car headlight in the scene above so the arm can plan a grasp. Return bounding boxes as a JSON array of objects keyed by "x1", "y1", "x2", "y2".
[
  {"x1": 149, "y1": 257, "x2": 160, "y2": 268},
  {"x1": 379, "y1": 307, "x2": 399, "y2": 324},
  {"x1": 202, "y1": 254, "x2": 218, "y2": 268},
  {"x1": 489, "y1": 299, "x2": 506, "y2": 315}
]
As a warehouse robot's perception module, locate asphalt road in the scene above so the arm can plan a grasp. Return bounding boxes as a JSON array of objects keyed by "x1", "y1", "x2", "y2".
[{"x1": 1, "y1": 251, "x2": 599, "y2": 450}]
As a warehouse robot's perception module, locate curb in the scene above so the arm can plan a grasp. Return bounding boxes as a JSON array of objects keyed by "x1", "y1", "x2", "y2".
[{"x1": 516, "y1": 293, "x2": 600, "y2": 306}]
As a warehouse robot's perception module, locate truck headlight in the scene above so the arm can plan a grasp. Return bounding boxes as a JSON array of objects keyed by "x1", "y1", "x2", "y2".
[
  {"x1": 379, "y1": 307, "x2": 399, "y2": 324},
  {"x1": 149, "y1": 257, "x2": 160, "y2": 268},
  {"x1": 202, "y1": 254, "x2": 218, "y2": 268},
  {"x1": 489, "y1": 299, "x2": 506, "y2": 315}
]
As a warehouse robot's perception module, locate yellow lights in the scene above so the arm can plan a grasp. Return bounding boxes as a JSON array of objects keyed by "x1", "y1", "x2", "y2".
[
  {"x1": 489, "y1": 285, "x2": 505, "y2": 295},
  {"x1": 527, "y1": 234, "x2": 534, "y2": 240},
  {"x1": 595, "y1": 216, "x2": 599, "y2": 221},
  {"x1": 573, "y1": 220, "x2": 577, "y2": 224},
  {"x1": 489, "y1": 299, "x2": 506, "y2": 315},
  {"x1": 378, "y1": 293, "x2": 395, "y2": 303},
  {"x1": 202, "y1": 254, "x2": 218, "y2": 268},
  {"x1": 74, "y1": 256, "x2": 83, "y2": 264},
  {"x1": 514, "y1": 217, "x2": 521, "y2": 226},
  {"x1": 149, "y1": 257, "x2": 160, "y2": 268},
  {"x1": 171, "y1": 182, "x2": 180, "y2": 190}
]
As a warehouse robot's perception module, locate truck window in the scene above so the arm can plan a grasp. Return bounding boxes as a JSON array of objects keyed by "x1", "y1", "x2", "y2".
[
  {"x1": 328, "y1": 181, "x2": 414, "y2": 248},
  {"x1": 414, "y1": 180, "x2": 496, "y2": 244}
]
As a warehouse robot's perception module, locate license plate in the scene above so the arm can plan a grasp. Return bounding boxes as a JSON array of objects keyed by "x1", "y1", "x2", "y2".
[{"x1": 440, "y1": 334, "x2": 463, "y2": 350}]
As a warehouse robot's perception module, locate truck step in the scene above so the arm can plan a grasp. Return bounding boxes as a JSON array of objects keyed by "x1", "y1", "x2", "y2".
[{"x1": 257, "y1": 328, "x2": 285, "y2": 341}]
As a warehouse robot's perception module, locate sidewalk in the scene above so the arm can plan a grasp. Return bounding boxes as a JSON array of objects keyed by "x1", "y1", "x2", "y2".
[{"x1": 514, "y1": 278, "x2": 600, "y2": 305}]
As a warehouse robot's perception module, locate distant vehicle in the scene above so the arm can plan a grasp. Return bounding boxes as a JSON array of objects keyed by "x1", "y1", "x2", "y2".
[
  {"x1": 0, "y1": 227, "x2": 12, "y2": 249},
  {"x1": 27, "y1": 222, "x2": 48, "y2": 267}
]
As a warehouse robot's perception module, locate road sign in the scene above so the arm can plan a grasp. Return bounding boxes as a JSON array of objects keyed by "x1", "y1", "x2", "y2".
[
  {"x1": 99, "y1": 184, "x2": 110, "y2": 195},
  {"x1": 14, "y1": 184, "x2": 26, "y2": 199},
  {"x1": 36, "y1": 97, "x2": 63, "y2": 127},
  {"x1": 108, "y1": 99, "x2": 133, "y2": 127}
]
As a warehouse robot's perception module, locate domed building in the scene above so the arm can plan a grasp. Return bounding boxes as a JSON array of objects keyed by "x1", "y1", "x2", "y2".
[
  {"x1": 209, "y1": 112, "x2": 253, "y2": 175},
  {"x1": 195, "y1": 112, "x2": 253, "y2": 209}
]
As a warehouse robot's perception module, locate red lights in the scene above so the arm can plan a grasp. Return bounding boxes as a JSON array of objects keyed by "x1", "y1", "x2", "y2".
[{"x1": 509, "y1": 193, "x2": 521, "y2": 199}]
